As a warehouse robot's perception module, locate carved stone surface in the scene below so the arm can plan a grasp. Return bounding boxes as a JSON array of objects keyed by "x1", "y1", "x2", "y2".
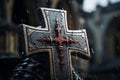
[{"x1": 19, "y1": 8, "x2": 90, "y2": 80}]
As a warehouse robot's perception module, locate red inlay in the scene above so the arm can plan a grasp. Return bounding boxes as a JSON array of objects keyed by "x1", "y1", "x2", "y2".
[{"x1": 37, "y1": 19, "x2": 79, "y2": 72}]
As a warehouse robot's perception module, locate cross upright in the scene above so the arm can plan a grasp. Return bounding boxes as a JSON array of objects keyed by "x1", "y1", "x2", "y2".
[{"x1": 19, "y1": 8, "x2": 90, "y2": 80}]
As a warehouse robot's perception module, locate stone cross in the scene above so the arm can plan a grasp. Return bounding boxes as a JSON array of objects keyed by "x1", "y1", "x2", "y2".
[{"x1": 19, "y1": 8, "x2": 90, "y2": 80}]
